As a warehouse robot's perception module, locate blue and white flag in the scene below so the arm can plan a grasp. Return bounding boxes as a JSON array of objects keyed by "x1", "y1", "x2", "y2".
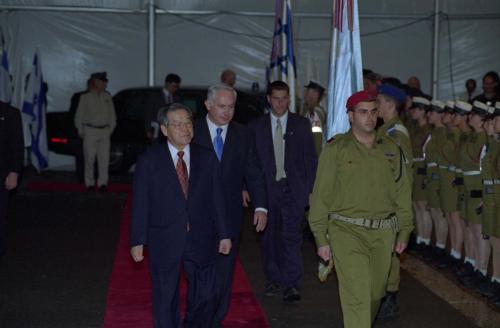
[
  {"x1": 326, "y1": 0, "x2": 363, "y2": 138},
  {"x1": 268, "y1": 0, "x2": 297, "y2": 113},
  {"x1": 22, "y1": 52, "x2": 48, "y2": 171},
  {"x1": 0, "y1": 29, "x2": 12, "y2": 104}
]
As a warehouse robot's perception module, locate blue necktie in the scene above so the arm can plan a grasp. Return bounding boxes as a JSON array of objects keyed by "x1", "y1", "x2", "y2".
[{"x1": 214, "y1": 127, "x2": 224, "y2": 161}]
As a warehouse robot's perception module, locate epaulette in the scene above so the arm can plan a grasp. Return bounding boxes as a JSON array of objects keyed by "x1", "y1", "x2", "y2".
[{"x1": 387, "y1": 123, "x2": 409, "y2": 138}]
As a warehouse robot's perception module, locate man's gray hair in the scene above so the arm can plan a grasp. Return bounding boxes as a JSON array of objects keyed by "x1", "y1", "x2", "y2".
[
  {"x1": 206, "y1": 84, "x2": 237, "y2": 104},
  {"x1": 157, "y1": 102, "x2": 193, "y2": 126}
]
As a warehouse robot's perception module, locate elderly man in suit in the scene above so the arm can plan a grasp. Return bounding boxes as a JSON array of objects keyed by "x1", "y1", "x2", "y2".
[
  {"x1": 248, "y1": 81, "x2": 318, "y2": 302},
  {"x1": 130, "y1": 103, "x2": 232, "y2": 328},
  {"x1": 0, "y1": 101, "x2": 24, "y2": 257},
  {"x1": 193, "y1": 84, "x2": 267, "y2": 327}
]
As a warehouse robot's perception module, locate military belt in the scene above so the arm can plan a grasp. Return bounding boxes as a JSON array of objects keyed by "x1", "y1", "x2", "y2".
[
  {"x1": 463, "y1": 170, "x2": 481, "y2": 176},
  {"x1": 483, "y1": 179, "x2": 500, "y2": 185},
  {"x1": 455, "y1": 168, "x2": 463, "y2": 174},
  {"x1": 439, "y1": 165, "x2": 449, "y2": 169},
  {"x1": 427, "y1": 162, "x2": 438, "y2": 168},
  {"x1": 413, "y1": 157, "x2": 425, "y2": 162},
  {"x1": 329, "y1": 213, "x2": 399, "y2": 231},
  {"x1": 84, "y1": 123, "x2": 110, "y2": 129},
  {"x1": 448, "y1": 165, "x2": 457, "y2": 172}
]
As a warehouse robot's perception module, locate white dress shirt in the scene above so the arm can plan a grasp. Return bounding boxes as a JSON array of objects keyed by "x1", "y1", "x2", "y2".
[
  {"x1": 168, "y1": 142, "x2": 190, "y2": 175},
  {"x1": 206, "y1": 116, "x2": 229, "y2": 143}
]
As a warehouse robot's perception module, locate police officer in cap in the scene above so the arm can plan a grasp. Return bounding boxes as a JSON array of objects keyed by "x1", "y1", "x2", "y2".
[
  {"x1": 309, "y1": 90, "x2": 413, "y2": 328},
  {"x1": 74, "y1": 72, "x2": 116, "y2": 191}
]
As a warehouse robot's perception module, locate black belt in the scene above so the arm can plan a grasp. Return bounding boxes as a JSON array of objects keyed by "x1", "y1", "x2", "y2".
[
  {"x1": 470, "y1": 190, "x2": 483, "y2": 198},
  {"x1": 84, "y1": 123, "x2": 110, "y2": 129},
  {"x1": 416, "y1": 167, "x2": 427, "y2": 175}
]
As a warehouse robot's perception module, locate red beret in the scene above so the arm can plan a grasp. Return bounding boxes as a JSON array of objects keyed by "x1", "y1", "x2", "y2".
[{"x1": 346, "y1": 90, "x2": 376, "y2": 110}]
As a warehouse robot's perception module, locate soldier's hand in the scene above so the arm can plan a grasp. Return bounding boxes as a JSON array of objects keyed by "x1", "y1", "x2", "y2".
[
  {"x1": 219, "y1": 239, "x2": 232, "y2": 255},
  {"x1": 317, "y1": 245, "x2": 331, "y2": 262},
  {"x1": 242, "y1": 190, "x2": 251, "y2": 207},
  {"x1": 394, "y1": 241, "x2": 407, "y2": 254},
  {"x1": 5, "y1": 172, "x2": 18, "y2": 191},
  {"x1": 253, "y1": 211, "x2": 267, "y2": 232},
  {"x1": 131, "y1": 245, "x2": 144, "y2": 262}
]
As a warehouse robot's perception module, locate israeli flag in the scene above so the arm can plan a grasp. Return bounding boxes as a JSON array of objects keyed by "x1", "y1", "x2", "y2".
[
  {"x1": 22, "y1": 52, "x2": 48, "y2": 171},
  {"x1": 326, "y1": 0, "x2": 364, "y2": 138},
  {"x1": 0, "y1": 29, "x2": 12, "y2": 104},
  {"x1": 268, "y1": 0, "x2": 297, "y2": 112}
]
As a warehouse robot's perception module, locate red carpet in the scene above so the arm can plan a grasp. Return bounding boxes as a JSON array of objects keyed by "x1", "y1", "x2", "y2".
[{"x1": 27, "y1": 182, "x2": 269, "y2": 328}]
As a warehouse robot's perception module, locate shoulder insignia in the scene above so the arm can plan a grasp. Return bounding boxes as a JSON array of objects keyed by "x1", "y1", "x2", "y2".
[{"x1": 392, "y1": 123, "x2": 409, "y2": 138}]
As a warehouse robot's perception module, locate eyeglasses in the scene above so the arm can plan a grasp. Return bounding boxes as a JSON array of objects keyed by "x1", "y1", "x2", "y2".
[{"x1": 167, "y1": 121, "x2": 193, "y2": 129}]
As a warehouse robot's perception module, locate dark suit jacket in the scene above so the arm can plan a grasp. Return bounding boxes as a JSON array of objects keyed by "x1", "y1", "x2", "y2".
[
  {"x1": 193, "y1": 118, "x2": 267, "y2": 239},
  {"x1": 0, "y1": 101, "x2": 24, "y2": 180},
  {"x1": 248, "y1": 112, "x2": 318, "y2": 208},
  {"x1": 130, "y1": 143, "x2": 228, "y2": 268}
]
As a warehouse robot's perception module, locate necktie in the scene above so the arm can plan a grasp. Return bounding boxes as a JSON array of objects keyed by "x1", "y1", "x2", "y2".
[
  {"x1": 274, "y1": 118, "x2": 285, "y2": 181},
  {"x1": 176, "y1": 151, "x2": 188, "y2": 198},
  {"x1": 214, "y1": 127, "x2": 224, "y2": 161}
]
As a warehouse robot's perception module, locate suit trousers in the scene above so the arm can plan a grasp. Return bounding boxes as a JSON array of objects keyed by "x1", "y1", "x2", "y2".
[
  {"x1": 150, "y1": 249, "x2": 217, "y2": 328},
  {"x1": 261, "y1": 179, "x2": 305, "y2": 289},
  {"x1": 0, "y1": 186, "x2": 7, "y2": 255},
  {"x1": 83, "y1": 126, "x2": 111, "y2": 187},
  {"x1": 213, "y1": 238, "x2": 239, "y2": 325}
]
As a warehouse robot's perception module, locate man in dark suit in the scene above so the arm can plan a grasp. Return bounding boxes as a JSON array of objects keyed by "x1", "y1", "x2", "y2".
[
  {"x1": 193, "y1": 84, "x2": 267, "y2": 327},
  {"x1": 144, "y1": 73, "x2": 182, "y2": 141},
  {"x1": 248, "y1": 81, "x2": 318, "y2": 302},
  {"x1": 0, "y1": 101, "x2": 24, "y2": 256},
  {"x1": 130, "y1": 103, "x2": 232, "y2": 328}
]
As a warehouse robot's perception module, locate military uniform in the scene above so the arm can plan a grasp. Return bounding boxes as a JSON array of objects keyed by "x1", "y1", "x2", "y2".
[
  {"x1": 308, "y1": 130, "x2": 413, "y2": 328},
  {"x1": 482, "y1": 136, "x2": 499, "y2": 236},
  {"x1": 74, "y1": 83, "x2": 116, "y2": 188},
  {"x1": 425, "y1": 126, "x2": 447, "y2": 209},
  {"x1": 376, "y1": 116, "x2": 413, "y2": 296},
  {"x1": 439, "y1": 126, "x2": 461, "y2": 213},
  {"x1": 458, "y1": 130, "x2": 487, "y2": 224},
  {"x1": 411, "y1": 124, "x2": 431, "y2": 201}
]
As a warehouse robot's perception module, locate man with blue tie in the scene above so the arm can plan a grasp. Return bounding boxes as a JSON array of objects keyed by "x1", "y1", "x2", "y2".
[
  {"x1": 130, "y1": 103, "x2": 232, "y2": 328},
  {"x1": 248, "y1": 81, "x2": 318, "y2": 302},
  {"x1": 193, "y1": 84, "x2": 267, "y2": 327}
]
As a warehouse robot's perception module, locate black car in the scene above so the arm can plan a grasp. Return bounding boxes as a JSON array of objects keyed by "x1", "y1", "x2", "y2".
[{"x1": 47, "y1": 87, "x2": 266, "y2": 175}]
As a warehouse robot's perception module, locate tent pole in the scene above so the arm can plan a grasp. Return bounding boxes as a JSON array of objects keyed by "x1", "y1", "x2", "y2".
[
  {"x1": 148, "y1": 0, "x2": 155, "y2": 87},
  {"x1": 431, "y1": 0, "x2": 440, "y2": 98}
]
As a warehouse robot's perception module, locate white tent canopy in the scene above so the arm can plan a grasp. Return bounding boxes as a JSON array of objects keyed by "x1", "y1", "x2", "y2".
[{"x1": 1, "y1": 0, "x2": 499, "y2": 168}]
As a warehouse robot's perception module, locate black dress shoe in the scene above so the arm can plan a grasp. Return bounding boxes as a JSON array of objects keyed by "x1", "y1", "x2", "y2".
[
  {"x1": 479, "y1": 280, "x2": 500, "y2": 298},
  {"x1": 264, "y1": 282, "x2": 280, "y2": 297},
  {"x1": 86, "y1": 186, "x2": 95, "y2": 192},
  {"x1": 282, "y1": 287, "x2": 301, "y2": 302},
  {"x1": 377, "y1": 291, "x2": 400, "y2": 322},
  {"x1": 455, "y1": 262, "x2": 474, "y2": 278},
  {"x1": 98, "y1": 185, "x2": 108, "y2": 192}
]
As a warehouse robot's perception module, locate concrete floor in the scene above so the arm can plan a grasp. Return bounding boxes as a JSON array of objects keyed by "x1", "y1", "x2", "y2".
[{"x1": 0, "y1": 170, "x2": 496, "y2": 327}]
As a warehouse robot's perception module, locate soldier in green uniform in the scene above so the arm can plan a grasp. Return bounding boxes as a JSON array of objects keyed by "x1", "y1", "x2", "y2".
[
  {"x1": 374, "y1": 84, "x2": 412, "y2": 320},
  {"x1": 478, "y1": 105, "x2": 499, "y2": 297},
  {"x1": 457, "y1": 100, "x2": 490, "y2": 288},
  {"x1": 425, "y1": 100, "x2": 448, "y2": 260},
  {"x1": 437, "y1": 100, "x2": 460, "y2": 268},
  {"x1": 308, "y1": 90, "x2": 413, "y2": 328},
  {"x1": 409, "y1": 97, "x2": 433, "y2": 254},
  {"x1": 450, "y1": 101, "x2": 473, "y2": 274},
  {"x1": 489, "y1": 102, "x2": 500, "y2": 306},
  {"x1": 301, "y1": 81, "x2": 327, "y2": 155}
]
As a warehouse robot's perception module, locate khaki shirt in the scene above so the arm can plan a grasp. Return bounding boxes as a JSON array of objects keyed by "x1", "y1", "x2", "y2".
[
  {"x1": 458, "y1": 130, "x2": 487, "y2": 172},
  {"x1": 74, "y1": 90, "x2": 116, "y2": 135},
  {"x1": 308, "y1": 130, "x2": 414, "y2": 247},
  {"x1": 377, "y1": 116, "x2": 413, "y2": 184}
]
